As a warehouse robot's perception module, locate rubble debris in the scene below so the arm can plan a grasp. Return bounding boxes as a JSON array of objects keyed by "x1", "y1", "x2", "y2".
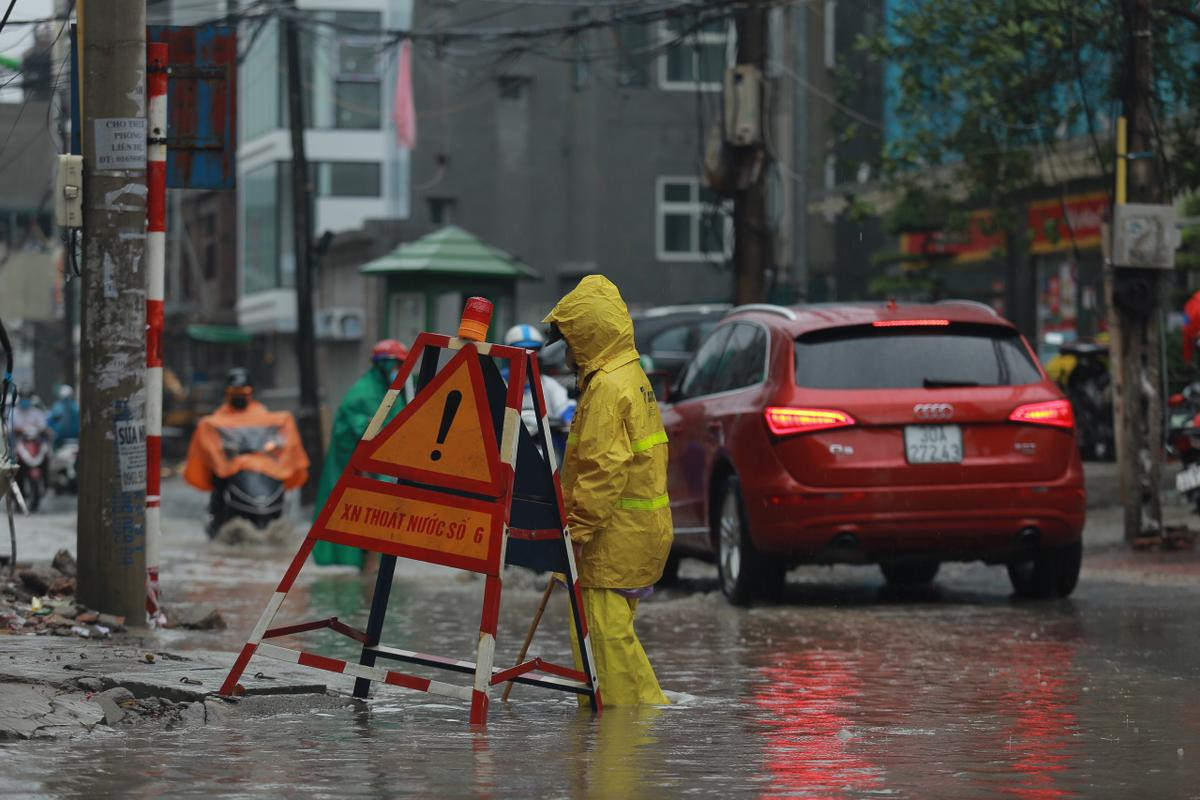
[
  {"x1": 164, "y1": 602, "x2": 226, "y2": 630},
  {"x1": 48, "y1": 575, "x2": 76, "y2": 595},
  {"x1": 1, "y1": 555, "x2": 126, "y2": 639},
  {"x1": 51, "y1": 549, "x2": 77, "y2": 578},
  {"x1": 17, "y1": 567, "x2": 59, "y2": 596},
  {"x1": 93, "y1": 687, "x2": 135, "y2": 726},
  {"x1": 1132, "y1": 526, "x2": 1198, "y2": 552},
  {"x1": 97, "y1": 614, "x2": 126, "y2": 631}
]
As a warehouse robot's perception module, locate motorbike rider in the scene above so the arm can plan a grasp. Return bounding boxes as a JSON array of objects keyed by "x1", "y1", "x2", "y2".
[
  {"x1": 184, "y1": 368, "x2": 309, "y2": 537},
  {"x1": 312, "y1": 339, "x2": 410, "y2": 569},
  {"x1": 48, "y1": 385, "x2": 80, "y2": 441},
  {"x1": 503, "y1": 324, "x2": 571, "y2": 435},
  {"x1": 221, "y1": 368, "x2": 262, "y2": 414},
  {"x1": 10, "y1": 393, "x2": 48, "y2": 442}
]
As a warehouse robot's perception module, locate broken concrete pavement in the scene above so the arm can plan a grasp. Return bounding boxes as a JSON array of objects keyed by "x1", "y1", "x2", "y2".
[{"x1": 0, "y1": 636, "x2": 334, "y2": 741}]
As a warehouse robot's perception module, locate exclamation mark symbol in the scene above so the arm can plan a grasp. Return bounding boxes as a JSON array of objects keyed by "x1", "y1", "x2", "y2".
[{"x1": 430, "y1": 390, "x2": 462, "y2": 462}]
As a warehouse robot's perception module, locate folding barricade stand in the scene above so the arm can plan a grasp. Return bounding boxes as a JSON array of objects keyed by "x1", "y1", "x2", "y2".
[{"x1": 219, "y1": 311, "x2": 602, "y2": 724}]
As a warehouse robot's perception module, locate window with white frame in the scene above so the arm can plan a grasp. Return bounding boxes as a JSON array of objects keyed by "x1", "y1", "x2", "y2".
[
  {"x1": 656, "y1": 177, "x2": 733, "y2": 261},
  {"x1": 658, "y1": 16, "x2": 731, "y2": 91}
]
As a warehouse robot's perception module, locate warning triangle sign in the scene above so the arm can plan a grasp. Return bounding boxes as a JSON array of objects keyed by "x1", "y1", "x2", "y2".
[{"x1": 353, "y1": 346, "x2": 503, "y2": 496}]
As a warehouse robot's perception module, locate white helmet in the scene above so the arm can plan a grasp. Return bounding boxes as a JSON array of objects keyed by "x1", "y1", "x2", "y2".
[{"x1": 504, "y1": 324, "x2": 545, "y2": 350}]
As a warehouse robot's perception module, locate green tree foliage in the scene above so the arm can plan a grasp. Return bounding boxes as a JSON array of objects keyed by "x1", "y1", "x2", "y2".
[{"x1": 856, "y1": 0, "x2": 1200, "y2": 229}]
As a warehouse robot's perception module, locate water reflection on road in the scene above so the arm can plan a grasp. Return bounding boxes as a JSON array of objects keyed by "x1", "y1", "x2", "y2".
[{"x1": 3, "y1": 549, "x2": 1200, "y2": 798}]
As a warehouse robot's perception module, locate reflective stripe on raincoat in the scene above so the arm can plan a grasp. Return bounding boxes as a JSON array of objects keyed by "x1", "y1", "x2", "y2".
[{"x1": 544, "y1": 274, "x2": 673, "y2": 589}]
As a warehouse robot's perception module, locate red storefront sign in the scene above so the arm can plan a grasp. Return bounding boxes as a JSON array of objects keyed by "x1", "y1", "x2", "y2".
[{"x1": 901, "y1": 191, "x2": 1108, "y2": 264}]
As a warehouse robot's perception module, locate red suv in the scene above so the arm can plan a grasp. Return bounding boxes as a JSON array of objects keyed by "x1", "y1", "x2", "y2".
[{"x1": 660, "y1": 302, "x2": 1086, "y2": 604}]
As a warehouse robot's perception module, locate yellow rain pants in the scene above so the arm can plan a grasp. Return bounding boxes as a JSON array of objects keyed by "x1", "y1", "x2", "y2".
[{"x1": 570, "y1": 587, "x2": 668, "y2": 707}]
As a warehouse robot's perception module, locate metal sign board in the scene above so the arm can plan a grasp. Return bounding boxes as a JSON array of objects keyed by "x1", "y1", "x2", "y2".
[
  {"x1": 352, "y1": 347, "x2": 504, "y2": 496},
  {"x1": 317, "y1": 476, "x2": 504, "y2": 576},
  {"x1": 148, "y1": 25, "x2": 237, "y2": 190},
  {"x1": 71, "y1": 25, "x2": 236, "y2": 189}
]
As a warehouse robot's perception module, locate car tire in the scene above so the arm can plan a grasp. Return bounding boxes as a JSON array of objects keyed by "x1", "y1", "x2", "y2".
[
  {"x1": 1007, "y1": 540, "x2": 1082, "y2": 599},
  {"x1": 715, "y1": 475, "x2": 781, "y2": 605},
  {"x1": 880, "y1": 560, "x2": 940, "y2": 586}
]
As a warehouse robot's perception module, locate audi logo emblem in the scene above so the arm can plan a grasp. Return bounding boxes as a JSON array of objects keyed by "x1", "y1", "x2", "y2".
[{"x1": 913, "y1": 402, "x2": 954, "y2": 421}]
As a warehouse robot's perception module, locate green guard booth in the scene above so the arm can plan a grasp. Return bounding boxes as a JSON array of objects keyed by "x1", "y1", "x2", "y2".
[{"x1": 360, "y1": 226, "x2": 540, "y2": 347}]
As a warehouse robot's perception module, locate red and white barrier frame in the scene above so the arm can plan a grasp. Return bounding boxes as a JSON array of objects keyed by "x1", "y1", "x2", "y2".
[
  {"x1": 218, "y1": 331, "x2": 602, "y2": 724},
  {"x1": 145, "y1": 42, "x2": 168, "y2": 626}
]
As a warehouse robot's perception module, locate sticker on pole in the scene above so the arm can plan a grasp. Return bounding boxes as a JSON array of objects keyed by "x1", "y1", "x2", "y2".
[
  {"x1": 94, "y1": 118, "x2": 147, "y2": 170},
  {"x1": 315, "y1": 477, "x2": 503, "y2": 574},
  {"x1": 353, "y1": 346, "x2": 503, "y2": 496}
]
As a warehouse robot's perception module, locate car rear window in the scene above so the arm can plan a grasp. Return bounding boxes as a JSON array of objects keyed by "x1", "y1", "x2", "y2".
[{"x1": 794, "y1": 324, "x2": 1043, "y2": 389}]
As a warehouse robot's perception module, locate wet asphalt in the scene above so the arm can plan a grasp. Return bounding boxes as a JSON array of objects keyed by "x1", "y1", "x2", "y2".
[{"x1": 1, "y1": 477, "x2": 1199, "y2": 798}]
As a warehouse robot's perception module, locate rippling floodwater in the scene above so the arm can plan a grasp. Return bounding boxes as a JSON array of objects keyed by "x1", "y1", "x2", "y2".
[{"x1": 4, "y1": 531, "x2": 1200, "y2": 798}]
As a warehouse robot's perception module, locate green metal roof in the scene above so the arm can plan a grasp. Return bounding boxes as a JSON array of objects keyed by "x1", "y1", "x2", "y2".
[
  {"x1": 359, "y1": 225, "x2": 540, "y2": 279},
  {"x1": 187, "y1": 324, "x2": 251, "y2": 344}
]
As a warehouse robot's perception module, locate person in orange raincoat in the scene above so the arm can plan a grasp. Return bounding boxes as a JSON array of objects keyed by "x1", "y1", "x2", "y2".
[{"x1": 183, "y1": 368, "x2": 309, "y2": 536}]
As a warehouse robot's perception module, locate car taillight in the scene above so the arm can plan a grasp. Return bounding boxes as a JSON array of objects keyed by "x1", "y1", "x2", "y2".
[
  {"x1": 765, "y1": 407, "x2": 856, "y2": 436},
  {"x1": 871, "y1": 319, "x2": 950, "y2": 327},
  {"x1": 1009, "y1": 399, "x2": 1074, "y2": 429}
]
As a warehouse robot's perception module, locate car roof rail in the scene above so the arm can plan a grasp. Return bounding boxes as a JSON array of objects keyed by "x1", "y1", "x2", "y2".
[
  {"x1": 726, "y1": 303, "x2": 798, "y2": 321},
  {"x1": 935, "y1": 299, "x2": 999, "y2": 316},
  {"x1": 636, "y1": 303, "x2": 731, "y2": 318}
]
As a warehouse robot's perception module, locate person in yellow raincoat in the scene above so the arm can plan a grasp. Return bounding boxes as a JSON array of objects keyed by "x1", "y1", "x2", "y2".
[{"x1": 544, "y1": 274, "x2": 673, "y2": 706}]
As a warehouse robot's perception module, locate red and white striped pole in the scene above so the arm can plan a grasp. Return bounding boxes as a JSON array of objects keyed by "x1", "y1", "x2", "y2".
[{"x1": 145, "y1": 42, "x2": 168, "y2": 627}]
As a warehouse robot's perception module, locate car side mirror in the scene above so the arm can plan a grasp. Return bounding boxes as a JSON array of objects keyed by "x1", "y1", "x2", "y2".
[{"x1": 648, "y1": 370, "x2": 671, "y2": 403}]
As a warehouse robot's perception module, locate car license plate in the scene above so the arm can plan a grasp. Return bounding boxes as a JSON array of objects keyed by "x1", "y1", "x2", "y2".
[
  {"x1": 904, "y1": 425, "x2": 963, "y2": 464},
  {"x1": 1176, "y1": 464, "x2": 1200, "y2": 493}
]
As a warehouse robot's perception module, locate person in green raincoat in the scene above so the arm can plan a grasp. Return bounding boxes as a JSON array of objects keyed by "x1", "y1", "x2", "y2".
[{"x1": 311, "y1": 339, "x2": 410, "y2": 569}]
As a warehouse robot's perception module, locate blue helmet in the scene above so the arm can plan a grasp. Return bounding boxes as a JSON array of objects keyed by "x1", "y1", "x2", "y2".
[{"x1": 504, "y1": 324, "x2": 545, "y2": 350}]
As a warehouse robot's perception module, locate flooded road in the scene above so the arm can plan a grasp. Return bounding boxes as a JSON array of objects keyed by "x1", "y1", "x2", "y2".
[{"x1": 4, "y1": 484, "x2": 1200, "y2": 797}]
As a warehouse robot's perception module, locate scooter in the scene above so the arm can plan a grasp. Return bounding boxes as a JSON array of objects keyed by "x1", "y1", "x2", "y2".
[
  {"x1": 1062, "y1": 342, "x2": 1114, "y2": 461},
  {"x1": 13, "y1": 426, "x2": 48, "y2": 513},
  {"x1": 48, "y1": 438, "x2": 78, "y2": 494},
  {"x1": 1169, "y1": 382, "x2": 1200, "y2": 512},
  {"x1": 206, "y1": 425, "x2": 287, "y2": 540}
]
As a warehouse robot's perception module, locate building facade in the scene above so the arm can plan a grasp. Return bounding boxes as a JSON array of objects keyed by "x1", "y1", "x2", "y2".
[
  {"x1": 397, "y1": 2, "x2": 764, "y2": 324},
  {"x1": 236, "y1": 1, "x2": 413, "y2": 339}
]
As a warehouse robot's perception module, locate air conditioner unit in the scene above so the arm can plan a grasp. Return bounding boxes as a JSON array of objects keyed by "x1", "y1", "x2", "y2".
[{"x1": 314, "y1": 307, "x2": 366, "y2": 341}]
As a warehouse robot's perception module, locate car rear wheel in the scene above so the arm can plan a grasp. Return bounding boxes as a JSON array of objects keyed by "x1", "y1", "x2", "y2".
[
  {"x1": 1007, "y1": 540, "x2": 1082, "y2": 599},
  {"x1": 880, "y1": 560, "x2": 940, "y2": 586},
  {"x1": 715, "y1": 475, "x2": 782, "y2": 605}
]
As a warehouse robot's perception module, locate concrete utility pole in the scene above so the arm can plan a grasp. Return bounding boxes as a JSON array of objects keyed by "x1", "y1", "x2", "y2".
[
  {"x1": 55, "y1": 0, "x2": 75, "y2": 389},
  {"x1": 1111, "y1": 0, "x2": 1165, "y2": 542},
  {"x1": 733, "y1": 0, "x2": 770, "y2": 305},
  {"x1": 282, "y1": 0, "x2": 325, "y2": 503},
  {"x1": 76, "y1": 0, "x2": 148, "y2": 621}
]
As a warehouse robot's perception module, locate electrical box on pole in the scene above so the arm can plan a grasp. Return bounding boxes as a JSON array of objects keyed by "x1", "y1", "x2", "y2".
[
  {"x1": 1111, "y1": 203, "x2": 1179, "y2": 269},
  {"x1": 54, "y1": 154, "x2": 83, "y2": 228},
  {"x1": 724, "y1": 64, "x2": 762, "y2": 147}
]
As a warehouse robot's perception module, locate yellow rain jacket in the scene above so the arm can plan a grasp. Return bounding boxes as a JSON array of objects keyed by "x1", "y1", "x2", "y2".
[{"x1": 544, "y1": 275, "x2": 673, "y2": 589}]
